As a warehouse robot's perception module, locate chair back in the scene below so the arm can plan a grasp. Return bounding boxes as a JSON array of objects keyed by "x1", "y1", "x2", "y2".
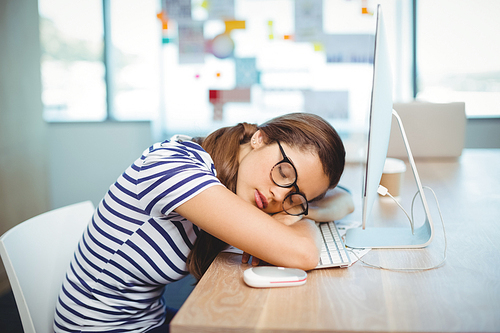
[
  {"x1": 388, "y1": 102, "x2": 466, "y2": 159},
  {"x1": 0, "y1": 201, "x2": 94, "y2": 333}
]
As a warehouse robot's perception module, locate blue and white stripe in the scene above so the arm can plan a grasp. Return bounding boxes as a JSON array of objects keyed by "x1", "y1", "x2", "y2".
[{"x1": 54, "y1": 139, "x2": 222, "y2": 333}]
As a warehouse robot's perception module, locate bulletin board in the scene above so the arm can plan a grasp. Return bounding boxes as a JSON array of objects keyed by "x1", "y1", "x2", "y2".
[{"x1": 158, "y1": 0, "x2": 376, "y2": 137}]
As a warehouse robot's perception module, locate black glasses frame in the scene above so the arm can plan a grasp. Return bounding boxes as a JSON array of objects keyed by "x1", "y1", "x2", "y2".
[{"x1": 271, "y1": 141, "x2": 309, "y2": 216}]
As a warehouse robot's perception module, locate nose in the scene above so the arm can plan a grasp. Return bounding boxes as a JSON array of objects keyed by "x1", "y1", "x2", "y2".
[{"x1": 271, "y1": 185, "x2": 292, "y2": 204}]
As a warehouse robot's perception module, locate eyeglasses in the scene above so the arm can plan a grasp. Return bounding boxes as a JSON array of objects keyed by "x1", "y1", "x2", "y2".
[{"x1": 270, "y1": 141, "x2": 309, "y2": 216}]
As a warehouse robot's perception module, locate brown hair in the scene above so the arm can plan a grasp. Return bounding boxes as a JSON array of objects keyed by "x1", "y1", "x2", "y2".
[{"x1": 186, "y1": 113, "x2": 345, "y2": 280}]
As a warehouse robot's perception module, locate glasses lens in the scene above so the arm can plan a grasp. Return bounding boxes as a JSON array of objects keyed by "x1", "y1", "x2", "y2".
[
  {"x1": 271, "y1": 162, "x2": 296, "y2": 187},
  {"x1": 283, "y1": 193, "x2": 308, "y2": 215}
]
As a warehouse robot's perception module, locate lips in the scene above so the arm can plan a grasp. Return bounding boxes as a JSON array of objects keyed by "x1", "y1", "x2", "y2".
[{"x1": 254, "y1": 190, "x2": 268, "y2": 210}]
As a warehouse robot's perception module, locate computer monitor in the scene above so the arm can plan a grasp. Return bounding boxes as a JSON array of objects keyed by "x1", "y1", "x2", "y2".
[{"x1": 344, "y1": 4, "x2": 435, "y2": 249}]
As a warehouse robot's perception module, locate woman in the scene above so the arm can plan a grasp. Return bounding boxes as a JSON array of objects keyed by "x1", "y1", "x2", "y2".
[{"x1": 54, "y1": 112, "x2": 354, "y2": 333}]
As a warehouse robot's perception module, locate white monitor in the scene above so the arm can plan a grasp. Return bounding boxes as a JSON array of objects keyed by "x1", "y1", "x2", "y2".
[{"x1": 344, "y1": 4, "x2": 434, "y2": 249}]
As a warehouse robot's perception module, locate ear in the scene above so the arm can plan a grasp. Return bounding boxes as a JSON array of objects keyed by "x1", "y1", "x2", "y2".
[{"x1": 250, "y1": 130, "x2": 265, "y2": 149}]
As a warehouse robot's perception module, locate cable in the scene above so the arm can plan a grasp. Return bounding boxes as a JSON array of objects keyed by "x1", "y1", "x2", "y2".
[
  {"x1": 347, "y1": 186, "x2": 447, "y2": 272},
  {"x1": 377, "y1": 185, "x2": 414, "y2": 234}
]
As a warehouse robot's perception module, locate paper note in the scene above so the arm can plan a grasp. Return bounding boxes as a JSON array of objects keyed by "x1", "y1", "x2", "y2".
[
  {"x1": 294, "y1": 0, "x2": 323, "y2": 42},
  {"x1": 235, "y1": 57, "x2": 259, "y2": 88},
  {"x1": 178, "y1": 21, "x2": 205, "y2": 64},
  {"x1": 163, "y1": 0, "x2": 192, "y2": 20},
  {"x1": 324, "y1": 34, "x2": 375, "y2": 63},
  {"x1": 303, "y1": 90, "x2": 349, "y2": 119},
  {"x1": 207, "y1": 0, "x2": 235, "y2": 20},
  {"x1": 209, "y1": 88, "x2": 252, "y2": 120}
]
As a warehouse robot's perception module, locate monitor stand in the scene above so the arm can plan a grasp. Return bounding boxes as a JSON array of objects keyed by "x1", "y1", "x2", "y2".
[{"x1": 345, "y1": 109, "x2": 435, "y2": 249}]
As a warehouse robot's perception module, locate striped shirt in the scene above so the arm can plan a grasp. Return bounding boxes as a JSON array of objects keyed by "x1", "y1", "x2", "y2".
[{"x1": 54, "y1": 139, "x2": 222, "y2": 333}]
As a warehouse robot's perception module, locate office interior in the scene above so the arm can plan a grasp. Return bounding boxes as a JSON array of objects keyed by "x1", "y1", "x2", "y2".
[{"x1": 1, "y1": 0, "x2": 500, "y2": 324}]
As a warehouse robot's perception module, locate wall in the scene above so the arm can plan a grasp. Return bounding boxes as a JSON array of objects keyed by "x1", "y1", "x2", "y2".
[
  {"x1": 465, "y1": 118, "x2": 500, "y2": 148},
  {"x1": 0, "y1": 0, "x2": 51, "y2": 293},
  {"x1": 48, "y1": 121, "x2": 153, "y2": 209},
  {"x1": 0, "y1": 0, "x2": 153, "y2": 294}
]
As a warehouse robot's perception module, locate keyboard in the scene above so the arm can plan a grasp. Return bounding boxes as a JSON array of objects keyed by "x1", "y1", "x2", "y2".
[{"x1": 316, "y1": 221, "x2": 351, "y2": 269}]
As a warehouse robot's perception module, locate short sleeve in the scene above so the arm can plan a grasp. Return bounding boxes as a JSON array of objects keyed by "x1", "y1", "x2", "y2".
[{"x1": 136, "y1": 140, "x2": 223, "y2": 217}]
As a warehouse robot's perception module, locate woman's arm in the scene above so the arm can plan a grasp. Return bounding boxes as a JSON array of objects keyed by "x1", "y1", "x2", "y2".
[
  {"x1": 175, "y1": 185, "x2": 322, "y2": 271},
  {"x1": 305, "y1": 187, "x2": 355, "y2": 222}
]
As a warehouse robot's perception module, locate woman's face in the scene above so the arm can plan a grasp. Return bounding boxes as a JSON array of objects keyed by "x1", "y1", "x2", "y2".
[{"x1": 236, "y1": 132, "x2": 330, "y2": 215}]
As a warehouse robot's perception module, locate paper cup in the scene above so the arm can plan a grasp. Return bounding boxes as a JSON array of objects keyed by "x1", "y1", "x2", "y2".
[{"x1": 379, "y1": 158, "x2": 406, "y2": 198}]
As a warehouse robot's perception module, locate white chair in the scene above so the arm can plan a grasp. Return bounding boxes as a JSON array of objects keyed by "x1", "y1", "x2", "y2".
[
  {"x1": 0, "y1": 201, "x2": 94, "y2": 333},
  {"x1": 388, "y1": 102, "x2": 466, "y2": 159}
]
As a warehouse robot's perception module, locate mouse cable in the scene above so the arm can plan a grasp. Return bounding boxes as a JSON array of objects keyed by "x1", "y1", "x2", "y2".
[{"x1": 346, "y1": 186, "x2": 447, "y2": 272}]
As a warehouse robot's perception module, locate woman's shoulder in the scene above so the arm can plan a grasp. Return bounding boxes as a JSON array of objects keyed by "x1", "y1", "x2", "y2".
[{"x1": 140, "y1": 137, "x2": 216, "y2": 175}]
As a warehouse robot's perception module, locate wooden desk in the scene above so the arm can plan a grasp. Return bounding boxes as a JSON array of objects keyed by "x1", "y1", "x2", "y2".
[{"x1": 171, "y1": 149, "x2": 500, "y2": 333}]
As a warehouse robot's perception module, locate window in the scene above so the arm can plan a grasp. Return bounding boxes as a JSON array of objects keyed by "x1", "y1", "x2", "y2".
[
  {"x1": 39, "y1": 0, "x2": 106, "y2": 121},
  {"x1": 39, "y1": 0, "x2": 160, "y2": 122},
  {"x1": 416, "y1": 0, "x2": 500, "y2": 118}
]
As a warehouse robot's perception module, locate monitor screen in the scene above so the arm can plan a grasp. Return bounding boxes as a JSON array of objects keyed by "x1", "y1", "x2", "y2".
[
  {"x1": 344, "y1": 5, "x2": 434, "y2": 249},
  {"x1": 361, "y1": 4, "x2": 393, "y2": 229}
]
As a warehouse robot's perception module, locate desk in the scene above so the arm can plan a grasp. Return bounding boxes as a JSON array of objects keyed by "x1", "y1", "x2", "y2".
[{"x1": 171, "y1": 149, "x2": 500, "y2": 333}]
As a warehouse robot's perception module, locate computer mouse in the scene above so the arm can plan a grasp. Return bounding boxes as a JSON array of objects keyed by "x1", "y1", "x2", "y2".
[{"x1": 243, "y1": 266, "x2": 307, "y2": 288}]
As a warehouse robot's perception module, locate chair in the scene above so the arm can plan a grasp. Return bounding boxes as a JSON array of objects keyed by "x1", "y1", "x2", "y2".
[
  {"x1": 0, "y1": 201, "x2": 94, "y2": 333},
  {"x1": 388, "y1": 102, "x2": 466, "y2": 159}
]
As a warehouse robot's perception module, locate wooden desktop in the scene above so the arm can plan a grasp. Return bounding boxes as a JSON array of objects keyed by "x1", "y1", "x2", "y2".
[{"x1": 171, "y1": 149, "x2": 500, "y2": 333}]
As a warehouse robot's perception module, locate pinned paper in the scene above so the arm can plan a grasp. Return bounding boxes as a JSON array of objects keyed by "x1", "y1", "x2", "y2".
[
  {"x1": 156, "y1": 10, "x2": 169, "y2": 30},
  {"x1": 361, "y1": 0, "x2": 373, "y2": 15},
  {"x1": 163, "y1": 0, "x2": 192, "y2": 20},
  {"x1": 178, "y1": 21, "x2": 205, "y2": 64},
  {"x1": 209, "y1": 88, "x2": 251, "y2": 104},
  {"x1": 268, "y1": 21, "x2": 274, "y2": 40},
  {"x1": 313, "y1": 42, "x2": 324, "y2": 52},
  {"x1": 294, "y1": 0, "x2": 323, "y2": 42},
  {"x1": 209, "y1": 88, "x2": 251, "y2": 120},
  {"x1": 162, "y1": 37, "x2": 175, "y2": 44},
  {"x1": 206, "y1": 0, "x2": 235, "y2": 20},
  {"x1": 324, "y1": 34, "x2": 375, "y2": 63},
  {"x1": 235, "y1": 58, "x2": 259, "y2": 87},
  {"x1": 303, "y1": 90, "x2": 349, "y2": 119},
  {"x1": 225, "y1": 20, "x2": 245, "y2": 33}
]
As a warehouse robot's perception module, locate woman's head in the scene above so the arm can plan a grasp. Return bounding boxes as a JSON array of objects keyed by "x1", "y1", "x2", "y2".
[
  {"x1": 257, "y1": 112, "x2": 345, "y2": 190},
  {"x1": 201, "y1": 113, "x2": 345, "y2": 193},
  {"x1": 236, "y1": 113, "x2": 345, "y2": 215}
]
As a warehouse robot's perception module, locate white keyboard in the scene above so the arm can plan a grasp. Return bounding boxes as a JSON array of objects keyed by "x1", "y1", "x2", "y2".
[{"x1": 316, "y1": 221, "x2": 351, "y2": 269}]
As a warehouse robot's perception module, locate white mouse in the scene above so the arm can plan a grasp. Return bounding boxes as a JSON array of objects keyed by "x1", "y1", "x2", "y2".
[{"x1": 243, "y1": 266, "x2": 307, "y2": 288}]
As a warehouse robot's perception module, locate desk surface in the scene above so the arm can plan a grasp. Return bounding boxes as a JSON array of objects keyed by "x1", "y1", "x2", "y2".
[{"x1": 171, "y1": 149, "x2": 500, "y2": 333}]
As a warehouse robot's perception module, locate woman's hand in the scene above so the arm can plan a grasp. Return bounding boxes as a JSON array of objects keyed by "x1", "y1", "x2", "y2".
[
  {"x1": 241, "y1": 252, "x2": 262, "y2": 266},
  {"x1": 241, "y1": 212, "x2": 305, "y2": 265},
  {"x1": 305, "y1": 187, "x2": 355, "y2": 222}
]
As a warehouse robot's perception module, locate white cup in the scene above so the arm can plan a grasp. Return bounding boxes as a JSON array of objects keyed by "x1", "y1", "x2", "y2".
[{"x1": 379, "y1": 158, "x2": 406, "y2": 198}]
